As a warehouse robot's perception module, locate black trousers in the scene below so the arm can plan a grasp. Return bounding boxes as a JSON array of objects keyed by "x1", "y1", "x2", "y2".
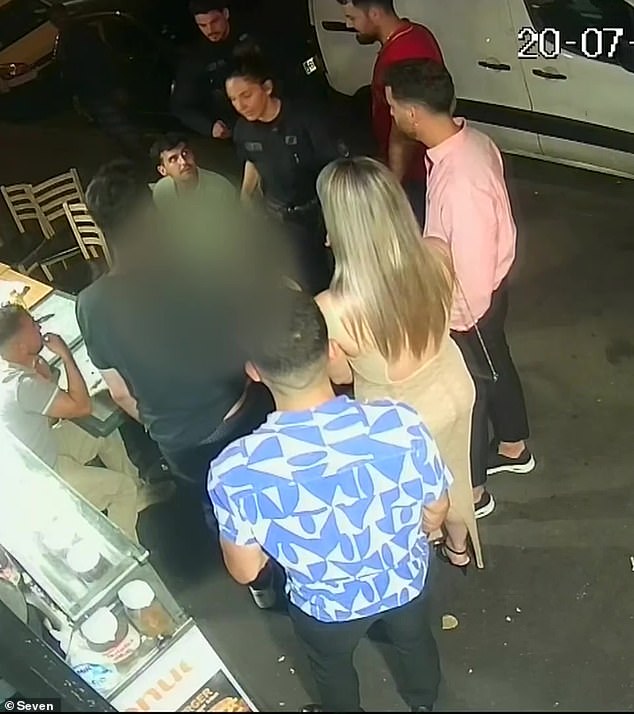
[
  {"x1": 451, "y1": 281, "x2": 529, "y2": 486},
  {"x1": 289, "y1": 589, "x2": 440, "y2": 712},
  {"x1": 273, "y1": 203, "x2": 333, "y2": 296},
  {"x1": 162, "y1": 381, "x2": 274, "y2": 499}
]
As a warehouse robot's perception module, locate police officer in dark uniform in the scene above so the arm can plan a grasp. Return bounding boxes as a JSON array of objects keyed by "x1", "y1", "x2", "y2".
[
  {"x1": 226, "y1": 57, "x2": 348, "y2": 295},
  {"x1": 171, "y1": 0, "x2": 264, "y2": 139}
]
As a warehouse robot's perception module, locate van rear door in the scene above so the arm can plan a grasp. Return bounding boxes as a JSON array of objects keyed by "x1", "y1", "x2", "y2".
[
  {"x1": 310, "y1": 0, "x2": 377, "y2": 96},
  {"x1": 408, "y1": 0, "x2": 540, "y2": 158},
  {"x1": 510, "y1": 0, "x2": 634, "y2": 178}
]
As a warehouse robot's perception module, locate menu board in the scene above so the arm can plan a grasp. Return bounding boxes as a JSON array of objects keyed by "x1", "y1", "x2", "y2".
[
  {"x1": 111, "y1": 624, "x2": 257, "y2": 713},
  {"x1": 178, "y1": 670, "x2": 253, "y2": 712}
]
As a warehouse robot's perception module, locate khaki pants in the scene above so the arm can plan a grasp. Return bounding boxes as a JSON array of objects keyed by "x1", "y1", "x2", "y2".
[{"x1": 53, "y1": 422, "x2": 140, "y2": 542}]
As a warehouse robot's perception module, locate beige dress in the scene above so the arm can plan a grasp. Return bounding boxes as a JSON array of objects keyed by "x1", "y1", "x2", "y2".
[{"x1": 323, "y1": 307, "x2": 484, "y2": 568}]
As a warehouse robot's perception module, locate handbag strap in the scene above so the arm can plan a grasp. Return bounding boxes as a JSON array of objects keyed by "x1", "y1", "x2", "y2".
[{"x1": 454, "y1": 277, "x2": 499, "y2": 383}]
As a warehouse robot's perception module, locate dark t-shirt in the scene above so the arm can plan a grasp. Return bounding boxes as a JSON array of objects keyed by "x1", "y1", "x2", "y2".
[
  {"x1": 171, "y1": 25, "x2": 262, "y2": 136},
  {"x1": 75, "y1": 266, "x2": 246, "y2": 454},
  {"x1": 233, "y1": 99, "x2": 346, "y2": 207}
]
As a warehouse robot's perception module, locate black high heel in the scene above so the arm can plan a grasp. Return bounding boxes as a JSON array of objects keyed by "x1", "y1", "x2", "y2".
[{"x1": 436, "y1": 542, "x2": 471, "y2": 576}]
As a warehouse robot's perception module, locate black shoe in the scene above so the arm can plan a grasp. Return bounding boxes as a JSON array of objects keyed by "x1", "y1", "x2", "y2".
[
  {"x1": 487, "y1": 447, "x2": 535, "y2": 476},
  {"x1": 300, "y1": 705, "x2": 323, "y2": 713},
  {"x1": 474, "y1": 490, "x2": 496, "y2": 519},
  {"x1": 436, "y1": 542, "x2": 470, "y2": 576}
]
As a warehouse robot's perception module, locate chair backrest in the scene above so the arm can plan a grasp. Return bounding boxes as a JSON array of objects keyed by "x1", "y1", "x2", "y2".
[
  {"x1": 32, "y1": 169, "x2": 85, "y2": 228},
  {"x1": 1, "y1": 183, "x2": 51, "y2": 238},
  {"x1": 63, "y1": 202, "x2": 112, "y2": 268}
]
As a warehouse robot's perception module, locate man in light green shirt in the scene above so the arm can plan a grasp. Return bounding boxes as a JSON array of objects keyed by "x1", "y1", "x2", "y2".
[{"x1": 150, "y1": 133, "x2": 237, "y2": 209}]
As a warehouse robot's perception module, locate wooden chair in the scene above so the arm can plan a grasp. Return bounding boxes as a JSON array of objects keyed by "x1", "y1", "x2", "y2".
[
  {"x1": 32, "y1": 169, "x2": 85, "y2": 228},
  {"x1": 0, "y1": 183, "x2": 50, "y2": 273},
  {"x1": 28, "y1": 169, "x2": 86, "y2": 281},
  {"x1": 63, "y1": 202, "x2": 112, "y2": 269}
]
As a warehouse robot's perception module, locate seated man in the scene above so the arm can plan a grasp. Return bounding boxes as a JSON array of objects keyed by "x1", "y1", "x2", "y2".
[
  {"x1": 150, "y1": 133, "x2": 237, "y2": 209},
  {"x1": 150, "y1": 133, "x2": 240, "y2": 256},
  {"x1": 208, "y1": 290, "x2": 452, "y2": 714},
  {"x1": 0, "y1": 305, "x2": 169, "y2": 542}
]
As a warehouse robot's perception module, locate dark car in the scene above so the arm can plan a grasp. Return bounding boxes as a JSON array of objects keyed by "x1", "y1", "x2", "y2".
[
  {"x1": 1, "y1": 0, "x2": 332, "y2": 130},
  {"x1": 49, "y1": 0, "x2": 331, "y2": 131},
  {"x1": 49, "y1": 0, "x2": 189, "y2": 131}
]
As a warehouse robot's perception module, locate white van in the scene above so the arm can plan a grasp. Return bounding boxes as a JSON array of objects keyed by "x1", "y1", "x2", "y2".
[{"x1": 309, "y1": 0, "x2": 634, "y2": 179}]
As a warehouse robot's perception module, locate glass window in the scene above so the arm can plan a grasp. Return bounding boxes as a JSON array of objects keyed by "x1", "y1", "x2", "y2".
[{"x1": 525, "y1": 0, "x2": 634, "y2": 64}]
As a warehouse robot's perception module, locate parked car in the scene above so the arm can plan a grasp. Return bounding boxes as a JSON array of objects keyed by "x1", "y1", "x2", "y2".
[
  {"x1": 310, "y1": 0, "x2": 634, "y2": 179},
  {"x1": 0, "y1": 0, "x2": 57, "y2": 94},
  {"x1": 54, "y1": 5, "x2": 186, "y2": 129}
]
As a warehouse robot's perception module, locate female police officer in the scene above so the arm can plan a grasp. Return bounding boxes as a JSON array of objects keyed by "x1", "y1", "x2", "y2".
[{"x1": 226, "y1": 57, "x2": 348, "y2": 295}]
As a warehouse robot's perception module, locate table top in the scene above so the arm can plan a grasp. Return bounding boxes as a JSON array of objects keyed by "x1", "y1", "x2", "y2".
[{"x1": 0, "y1": 269, "x2": 54, "y2": 309}]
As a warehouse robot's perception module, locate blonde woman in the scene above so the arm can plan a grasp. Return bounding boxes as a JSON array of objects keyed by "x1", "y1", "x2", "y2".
[{"x1": 316, "y1": 156, "x2": 486, "y2": 570}]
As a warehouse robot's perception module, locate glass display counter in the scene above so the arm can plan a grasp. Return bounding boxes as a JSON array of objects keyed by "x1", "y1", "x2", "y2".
[{"x1": 0, "y1": 429, "x2": 257, "y2": 712}]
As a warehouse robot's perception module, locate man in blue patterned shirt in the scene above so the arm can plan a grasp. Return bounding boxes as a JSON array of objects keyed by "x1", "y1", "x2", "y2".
[{"x1": 208, "y1": 290, "x2": 451, "y2": 713}]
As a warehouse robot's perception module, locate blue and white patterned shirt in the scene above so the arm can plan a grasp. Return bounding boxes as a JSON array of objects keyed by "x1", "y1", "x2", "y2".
[{"x1": 208, "y1": 396, "x2": 452, "y2": 623}]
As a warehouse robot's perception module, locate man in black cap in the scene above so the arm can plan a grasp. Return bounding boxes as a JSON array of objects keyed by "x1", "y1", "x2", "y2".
[{"x1": 170, "y1": 0, "x2": 263, "y2": 139}]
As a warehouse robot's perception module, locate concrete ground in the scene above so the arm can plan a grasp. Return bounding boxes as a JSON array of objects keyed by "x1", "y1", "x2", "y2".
[{"x1": 2, "y1": 108, "x2": 634, "y2": 712}]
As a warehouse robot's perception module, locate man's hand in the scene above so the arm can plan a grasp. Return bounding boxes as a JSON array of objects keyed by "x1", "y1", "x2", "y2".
[
  {"x1": 388, "y1": 123, "x2": 418, "y2": 183},
  {"x1": 43, "y1": 333, "x2": 71, "y2": 360},
  {"x1": 212, "y1": 120, "x2": 232, "y2": 139},
  {"x1": 422, "y1": 492, "x2": 450, "y2": 535}
]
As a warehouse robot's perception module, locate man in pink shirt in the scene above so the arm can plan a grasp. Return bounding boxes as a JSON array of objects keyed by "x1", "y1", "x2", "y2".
[{"x1": 384, "y1": 59, "x2": 534, "y2": 508}]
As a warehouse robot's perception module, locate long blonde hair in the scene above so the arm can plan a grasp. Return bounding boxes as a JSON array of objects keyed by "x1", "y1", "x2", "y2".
[{"x1": 317, "y1": 156, "x2": 453, "y2": 361}]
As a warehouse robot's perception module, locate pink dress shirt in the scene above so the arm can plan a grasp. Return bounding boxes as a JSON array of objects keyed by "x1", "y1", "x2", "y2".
[{"x1": 424, "y1": 119, "x2": 517, "y2": 331}]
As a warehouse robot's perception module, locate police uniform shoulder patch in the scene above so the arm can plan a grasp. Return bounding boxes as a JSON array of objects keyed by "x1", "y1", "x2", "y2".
[
  {"x1": 285, "y1": 135, "x2": 298, "y2": 146},
  {"x1": 245, "y1": 142, "x2": 263, "y2": 152}
]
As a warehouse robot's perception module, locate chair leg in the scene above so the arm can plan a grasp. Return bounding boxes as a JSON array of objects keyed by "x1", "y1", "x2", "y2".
[{"x1": 41, "y1": 264, "x2": 54, "y2": 282}]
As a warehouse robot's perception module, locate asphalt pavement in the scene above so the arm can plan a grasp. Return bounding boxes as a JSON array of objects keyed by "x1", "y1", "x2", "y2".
[{"x1": 2, "y1": 107, "x2": 634, "y2": 712}]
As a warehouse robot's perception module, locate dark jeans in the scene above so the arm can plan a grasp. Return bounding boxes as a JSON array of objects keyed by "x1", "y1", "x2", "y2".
[
  {"x1": 162, "y1": 381, "x2": 274, "y2": 509},
  {"x1": 403, "y1": 177, "x2": 426, "y2": 228},
  {"x1": 289, "y1": 589, "x2": 440, "y2": 712},
  {"x1": 452, "y1": 280, "x2": 530, "y2": 486}
]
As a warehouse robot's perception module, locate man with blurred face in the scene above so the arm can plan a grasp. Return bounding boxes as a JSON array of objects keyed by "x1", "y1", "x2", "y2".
[
  {"x1": 337, "y1": 0, "x2": 444, "y2": 226},
  {"x1": 171, "y1": 0, "x2": 262, "y2": 140}
]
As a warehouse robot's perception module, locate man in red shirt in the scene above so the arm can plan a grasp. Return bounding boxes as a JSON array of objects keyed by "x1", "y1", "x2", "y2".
[{"x1": 338, "y1": 0, "x2": 443, "y2": 225}]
